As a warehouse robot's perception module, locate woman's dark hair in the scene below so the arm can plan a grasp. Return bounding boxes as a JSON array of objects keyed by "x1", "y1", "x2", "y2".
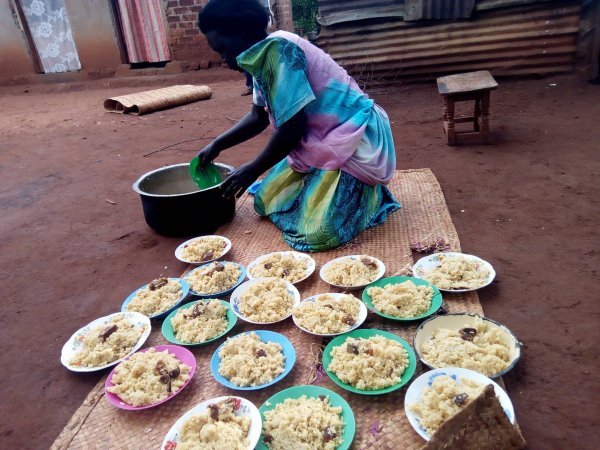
[{"x1": 198, "y1": 0, "x2": 269, "y2": 39}]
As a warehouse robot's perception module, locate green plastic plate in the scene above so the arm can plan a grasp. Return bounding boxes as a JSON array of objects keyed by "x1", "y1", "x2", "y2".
[
  {"x1": 322, "y1": 328, "x2": 417, "y2": 395},
  {"x1": 256, "y1": 385, "x2": 355, "y2": 450},
  {"x1": 161, "y1": 299, "x2": 237, "y2": 347},
  {"x1": 362, "y1": 276, "x2": 443, "y2": 322},
  {"x1": 189, "y1": 157, "x2": 223, "y2": 190}
]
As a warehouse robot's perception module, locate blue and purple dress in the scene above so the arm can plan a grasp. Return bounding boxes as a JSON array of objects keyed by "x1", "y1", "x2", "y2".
[{"x1": 237, "y1": 31, "x2": 399, "y2": 252}]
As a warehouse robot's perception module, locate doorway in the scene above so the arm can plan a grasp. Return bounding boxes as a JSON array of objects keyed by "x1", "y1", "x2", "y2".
[
  {"x1": 110, "y1": 0, "x2": 172, "y2": 65},
  {"x1": 15, "y1": 0, "x2": 81, "y2": 73}
]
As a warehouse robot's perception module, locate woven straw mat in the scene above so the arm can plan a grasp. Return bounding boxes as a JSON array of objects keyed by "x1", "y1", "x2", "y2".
[
  {"x1": 52, "y1": 168, "x2": 489, "y2": 450},
  {"x1": 103, "y1": 85, "x2": 212, "y2": 115}
]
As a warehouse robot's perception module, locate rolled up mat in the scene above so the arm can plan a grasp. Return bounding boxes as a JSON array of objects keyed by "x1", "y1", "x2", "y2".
[{"x1": 103, "y1": 84, "x2": 212, "y2": 115}]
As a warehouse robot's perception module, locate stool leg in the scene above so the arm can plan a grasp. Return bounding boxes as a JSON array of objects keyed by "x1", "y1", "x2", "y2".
[
  {"x1": 481, "y1": 91, "x2": 490, "y2": 144},
  {"x1": 474, "y1": 99, "x2": 481, "y2": 132},
  {"x1": 442, "y1": 99, "x2": 448, "y2": 123},
  {"x1": 446, "y1": 97, "x2": 456, "y2": 145}
]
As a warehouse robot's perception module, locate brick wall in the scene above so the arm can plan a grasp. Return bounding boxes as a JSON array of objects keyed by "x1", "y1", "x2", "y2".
[
  {"x1": 161, "y1": 0, "x2": 294, "y2": 68},
  {"x1": 162, "y1": 0, "x2": 221, "y2": 68}
]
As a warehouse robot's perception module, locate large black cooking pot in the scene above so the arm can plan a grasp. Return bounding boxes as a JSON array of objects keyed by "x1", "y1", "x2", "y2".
[{"x1": 132, "y1": 162, "x2": 235, "y2": 237}]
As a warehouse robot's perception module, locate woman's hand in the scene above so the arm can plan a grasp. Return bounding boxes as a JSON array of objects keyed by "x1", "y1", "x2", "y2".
[
  {"x1": 196, "y1": 142, "x2": 221, "y2": 167},
  {"x1": 221, "y1": 163, "x2": 260, "y2": 199},
  {"x1": 196, "y1": 105, "x2": 270, "y2": 167},
  {"x1": 218, "y1": 109, "x2": 306, "y2": 199}
]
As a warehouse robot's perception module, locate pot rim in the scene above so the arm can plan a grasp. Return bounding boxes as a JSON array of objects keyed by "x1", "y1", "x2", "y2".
[{"x1": 132, "y1": 162, "x2": 234, "y2": 198}]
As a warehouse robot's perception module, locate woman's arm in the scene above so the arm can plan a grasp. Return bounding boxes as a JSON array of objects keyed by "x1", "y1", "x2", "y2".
[
  {"x1": 197, "y1": 103, "x2": 270, "y2": 166},
  {"x1": 221, "y1": 108, "x2": 307, "y2": 198}
]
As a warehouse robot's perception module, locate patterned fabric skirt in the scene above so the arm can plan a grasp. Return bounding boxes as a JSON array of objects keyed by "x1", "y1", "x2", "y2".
[{"x1": 254, "y1": 160, "x2": 400, "y2": 252}]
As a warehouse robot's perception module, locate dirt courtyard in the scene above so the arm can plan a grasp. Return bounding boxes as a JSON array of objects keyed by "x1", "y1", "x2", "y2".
[{"x1": 1, "y1": 68, "x2": 599, "y2": 449}]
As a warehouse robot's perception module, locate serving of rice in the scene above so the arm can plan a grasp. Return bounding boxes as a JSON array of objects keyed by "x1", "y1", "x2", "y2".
[
  {"x1": 366, "y1": 280, "x2": 433, "y2": 318},
  {"x1": 249, "y1": 252, "x2": 309, "y2": 283},
  {"x1": 185, "y1": 262, "x2": 241, "y2": 294},
  {"x1": 70, "y1": 314, "x2": 145, "y2": 368},
  {"x1": 293, "y1": 294, "x2": 360, "y2": 334},
  {"x1": 420, "y1": 317, "x2": 511, "y2": 376},
  {"x1": 170, "y1": 301, "x2": 228, "y2": 344},
  {"x1": 181, "y1": 236, "x2": 228, "y2": 263},
  {"x1": 125, "y1": 278, "x2": 182, "y2": 317},
  {"x1": 328, "y1": 335, "x2": 409, "y2": 390},
  {"x1": 238, "y1": 278, "x2": 294, "y2": 323},
  {"x1": 177, "y1": 398, "x2": 250, "y2": 450},
  {"x1": 322, "y1": 256, "x2": 380, "y2": 287},
  {"x1": 107, "y1": 348, "x2": 191, "y2": 406},
  {"x1": 423, "y1": 255, "x2": 490, "y2": 290},
  {"x1": 410, "y1": 375, "x2": 485, "y2": 434},
  {"x1": 218, "y1": 332, "x2": 285, "y2": 387},
  {"x1": 262, "y1": 395, "x2": 344, "y2": 450}
]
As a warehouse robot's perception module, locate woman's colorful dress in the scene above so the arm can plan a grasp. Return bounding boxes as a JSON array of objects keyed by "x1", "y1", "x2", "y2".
[{"x1": 238, "y1": 31, "x2": 399, "y2": 252}]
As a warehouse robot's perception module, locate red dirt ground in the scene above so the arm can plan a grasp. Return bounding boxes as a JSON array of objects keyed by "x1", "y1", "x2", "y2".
[{"x1": 1, "y1": 68, "x2": 599, "y2": 449}]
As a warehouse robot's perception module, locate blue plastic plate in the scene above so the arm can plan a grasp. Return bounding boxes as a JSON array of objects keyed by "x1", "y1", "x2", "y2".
[
  {"x1": 210, "y1": 330, "x2": 296, "y2": 391},
  {"x1": 121, "y1": 278, "x2": 189, "y2": 321}
]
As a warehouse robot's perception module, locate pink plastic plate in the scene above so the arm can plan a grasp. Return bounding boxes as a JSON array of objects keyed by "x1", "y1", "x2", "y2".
[{"x1": 105, "y1": 344, "x2": 197, "y2": 410}]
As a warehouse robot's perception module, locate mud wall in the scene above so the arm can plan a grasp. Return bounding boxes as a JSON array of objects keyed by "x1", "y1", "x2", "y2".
[
  {"x1": 0, "y1": 0, "x2": 294, "y2": 83},
  {"x1": 63, "y1": 0, "x2": 122, "y2": 74},
  {"x1": 0, "y1": 1, "x2": 36, "y2": 79},
  {"x1": 0, "y1": 0, "x2": 122, "y2": 81}
]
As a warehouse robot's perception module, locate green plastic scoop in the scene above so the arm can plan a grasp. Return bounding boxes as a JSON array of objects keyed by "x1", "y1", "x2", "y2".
[{"x1": 189, "y1": 157, "x2": 223, "y2": 190}]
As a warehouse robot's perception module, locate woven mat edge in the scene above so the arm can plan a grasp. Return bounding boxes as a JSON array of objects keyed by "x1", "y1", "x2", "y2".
[{"x1": 50, "y1": 378, "x2": 106, "y2": 450}]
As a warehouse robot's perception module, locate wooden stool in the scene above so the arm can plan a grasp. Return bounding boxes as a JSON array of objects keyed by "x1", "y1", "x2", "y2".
[{"x1": 436, "y1": 70, "x2": 498, "y2": 145}]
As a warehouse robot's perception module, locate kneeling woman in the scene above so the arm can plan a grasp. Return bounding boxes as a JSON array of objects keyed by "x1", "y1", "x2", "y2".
[{"x1": 197, "y1": 0, "x2": 399, "y2": 252}]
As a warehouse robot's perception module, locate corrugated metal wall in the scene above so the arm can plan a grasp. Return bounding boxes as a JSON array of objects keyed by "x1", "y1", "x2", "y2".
[
  {"x1": 475, "y1": 0, "x2": 557, "y2": 11},
  {"x1": 318, "y1": 0, "x2": 405, "y2": 26},
  {"x1": 576, "y1": 0, "x2": 600, "y2": 80},
  {"x1": 317, "y1": 0, "x2": 582, "y2": 82},
  {"x1": 404, "y1": 0, "x2": 476, "y2": 21}
]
